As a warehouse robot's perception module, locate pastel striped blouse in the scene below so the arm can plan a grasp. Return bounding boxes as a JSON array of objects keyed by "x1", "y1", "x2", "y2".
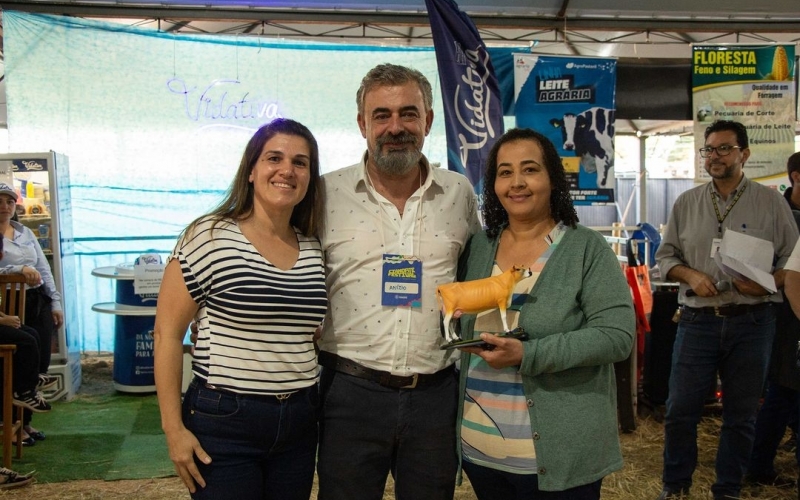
[{"x1": 461, "y1": 224, "x2": 565, "y2": 473}]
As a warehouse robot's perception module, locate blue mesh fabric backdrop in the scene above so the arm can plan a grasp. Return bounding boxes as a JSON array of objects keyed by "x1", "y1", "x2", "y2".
[{"x1": 3, "y1": 11, "x2": 448, "y2": 351}]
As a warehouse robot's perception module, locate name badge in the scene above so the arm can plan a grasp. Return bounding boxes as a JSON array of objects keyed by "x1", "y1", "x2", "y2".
[
  {"x1": 710, "y1": 238, "x2": 722, "y2": 259},
  {"x1": 381, "y1": 254, "x2": 422, "y2": 308}
]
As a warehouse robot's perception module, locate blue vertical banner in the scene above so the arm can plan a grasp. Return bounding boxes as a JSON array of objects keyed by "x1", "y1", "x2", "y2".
[
  {"x1": 425, "y1": 0, "x2": 505, "y2": 198},
  {"x1": 514, "y1": 54, "x2": 617, "y2": 205}
]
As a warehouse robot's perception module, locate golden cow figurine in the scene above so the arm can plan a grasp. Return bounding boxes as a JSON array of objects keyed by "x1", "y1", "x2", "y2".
[{"x1": 436, "y1": 265, "x2": 531, "y2": 343}]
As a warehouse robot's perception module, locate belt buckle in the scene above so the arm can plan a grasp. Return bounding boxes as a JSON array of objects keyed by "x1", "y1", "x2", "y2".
[
  {"x1": 401, "y1": 374, "x2": 419, "y2": 389},
  {"x1": 713, "y1": 306, "x2": 724, "y2": 317},
  {"x1": 275, "y1": 393, "x2": 291, "y2": 401}
]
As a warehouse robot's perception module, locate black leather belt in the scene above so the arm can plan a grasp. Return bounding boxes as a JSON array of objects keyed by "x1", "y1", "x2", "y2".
[
  {"x1": 317, "y1": 351, "x2": 453, "y2": 390},
  {"x1": 682, "y1": 302, "x2": 772, "y2": 317}
]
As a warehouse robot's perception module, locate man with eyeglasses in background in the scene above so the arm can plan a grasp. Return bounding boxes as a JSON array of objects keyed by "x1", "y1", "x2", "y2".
[{"x1": 654, "y1": 120, "x2": 799, "y2": 500}]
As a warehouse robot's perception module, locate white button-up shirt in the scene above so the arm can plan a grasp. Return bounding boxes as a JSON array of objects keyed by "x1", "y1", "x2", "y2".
[{"x1": 319, "y1": 154, "x2": 481, "y2": 375}]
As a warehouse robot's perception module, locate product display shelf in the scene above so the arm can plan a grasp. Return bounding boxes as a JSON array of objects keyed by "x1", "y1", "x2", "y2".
[{"x1": 91, "y1": 265, "x2": 156, "y2": 393}]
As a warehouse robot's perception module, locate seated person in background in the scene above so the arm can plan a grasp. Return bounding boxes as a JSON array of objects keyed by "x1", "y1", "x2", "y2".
[
  {"x1": 0, "y1": 313, "x2": 52, "y2": 414},
  {"x1": 0, "y1": 228, "x2": 56, "y2": 445},
  {"x1": 0, "y1": 182, "x2": 63, "y2": 383},
  {"x1": 454, "y1": 127, "x2": 635, "y2": 499}
]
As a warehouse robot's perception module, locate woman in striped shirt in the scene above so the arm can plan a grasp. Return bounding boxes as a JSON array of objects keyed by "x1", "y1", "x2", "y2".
[{"x1": 154, "y1": 118, "x2": 327, "y2": 500}]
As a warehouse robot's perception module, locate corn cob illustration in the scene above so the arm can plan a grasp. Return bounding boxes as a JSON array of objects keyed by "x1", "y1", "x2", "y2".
[{"x1": 767, "y1": 46, "x2": 790, "y2": 80}]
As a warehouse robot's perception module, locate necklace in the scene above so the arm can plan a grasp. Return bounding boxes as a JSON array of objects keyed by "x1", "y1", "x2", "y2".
[{"x1": 500, "y1": 222, "x2": 556, "y2": 269}]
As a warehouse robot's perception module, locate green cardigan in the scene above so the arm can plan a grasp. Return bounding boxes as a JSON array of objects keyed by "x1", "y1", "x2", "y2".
[{"x1": 456, "y1": 224, "x2": 636, "y2": 491}]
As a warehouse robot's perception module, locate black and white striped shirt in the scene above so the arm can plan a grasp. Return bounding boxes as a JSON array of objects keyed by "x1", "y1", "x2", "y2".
[{"x1": 173, "y1": 216, "x2": 327, "y2": 395}]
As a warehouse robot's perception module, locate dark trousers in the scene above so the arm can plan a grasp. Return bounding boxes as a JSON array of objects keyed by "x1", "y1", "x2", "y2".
[
  {"x1": 25, "y1": 287, "x2": 54, "y2": 372},
  {"x1": 20, "y1": 325, "x2": 41, "y2": 426},
  {"x1": 748, "y1": 381, "x2": 800, "y2": 474},
  {"x1": 662, "y1": 306, "x2": 775, "y2": 499},
  {"x1": 183, "y1": 379, "x2": 319, "y2": 500},
  {"x1": 462, "y1": 460, "x2": 602, "y2": 500},
  {"x1": 0, "y1": 324, "x2": 40, "y2": 394},
  {"x1": 0, "y1": 324, "x2": 41, "y2": 426},
  {"x1": 317, "y1": 368, "x2": 458, "y2": 500}
]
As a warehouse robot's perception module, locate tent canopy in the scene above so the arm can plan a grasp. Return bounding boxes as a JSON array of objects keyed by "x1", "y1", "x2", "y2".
[{"x1": 0, "y1": 0, "x2": 798, "y2": 135}]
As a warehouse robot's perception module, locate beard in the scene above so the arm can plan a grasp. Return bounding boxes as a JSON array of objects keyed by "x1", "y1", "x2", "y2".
[
  {"x1": 371, "y1": 132, "x2": 422, "y2": 176},
  {"x1": 704, "y1": 161, "x2": 737, "y2": 180}
]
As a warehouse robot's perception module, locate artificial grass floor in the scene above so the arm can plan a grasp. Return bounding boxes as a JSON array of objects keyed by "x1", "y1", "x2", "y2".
[{"x1": 8, "y1": 392, "x2": 175, "y2": 483}]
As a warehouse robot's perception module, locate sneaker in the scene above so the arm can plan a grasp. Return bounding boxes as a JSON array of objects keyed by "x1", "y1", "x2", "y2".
[
  {"x1": 0, "y1": 467, "x2": 34, "y2": 489},
  {"x1": 12, "y1": 390, "x2": 51, "y2": 413},
  {"x1": 36, "y1": 373, "x2": 58, "y2": 391}
]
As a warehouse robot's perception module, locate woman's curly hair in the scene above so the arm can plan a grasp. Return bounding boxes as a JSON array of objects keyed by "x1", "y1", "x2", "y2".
[{"x1": 482, "y1": 127, "x2": 578, "y2": 239}]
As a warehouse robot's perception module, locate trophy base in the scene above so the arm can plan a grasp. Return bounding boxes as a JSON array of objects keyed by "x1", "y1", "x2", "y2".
[{"x1": 439, "y1": 327, "x2": 528, "y2": 350}]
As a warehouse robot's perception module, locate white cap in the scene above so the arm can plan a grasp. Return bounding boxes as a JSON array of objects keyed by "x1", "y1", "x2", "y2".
[{"x1": 0, "y1": 183, "x2": 18, "y2": 201}]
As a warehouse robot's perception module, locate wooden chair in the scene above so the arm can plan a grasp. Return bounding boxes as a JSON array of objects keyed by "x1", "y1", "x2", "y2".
[
  {"x1": 0, "y1": 275, "x2": 27, "y2": 468},
  {"x1": 0, "y1": 275, "x2": 26, "y2": 323},
  {"x1": 0, "y1": 345, "x2": 23, "y2": 468}
]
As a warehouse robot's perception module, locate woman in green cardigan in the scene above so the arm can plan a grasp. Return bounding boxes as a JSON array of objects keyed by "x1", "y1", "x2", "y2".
[{"x1": 455, "y1": 128, "x2": 635, "y2": 499}]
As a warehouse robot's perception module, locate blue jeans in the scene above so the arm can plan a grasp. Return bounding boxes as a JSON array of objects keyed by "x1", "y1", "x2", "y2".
[
  {"x1": 317, "y1": 368, "x2": 458, "y2": 500},
  {"x1": 662, "y1": 305, "x2": 775, "y2": 499},
  {"x1": 748, "y1": 381, "x2": 800, "y2": 475},
  {"x1": 182, "y1": 378, "x2": 319, "y2": 500},
  {"x1": 462, "y1": 459, "x2": 602, "y2": 499}
]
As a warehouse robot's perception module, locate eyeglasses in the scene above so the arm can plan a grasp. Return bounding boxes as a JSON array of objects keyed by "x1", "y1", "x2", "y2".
[{"x1": 698, "y1": 145, "x2": 742, "y2": 158}]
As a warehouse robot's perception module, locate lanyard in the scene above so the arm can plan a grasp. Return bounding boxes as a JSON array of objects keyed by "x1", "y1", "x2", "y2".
[{"x1": 710, "y1": 183, "x2": 746, "y2": 236}]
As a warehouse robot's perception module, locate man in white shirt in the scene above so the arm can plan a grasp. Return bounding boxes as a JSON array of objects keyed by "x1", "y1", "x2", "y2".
[{"x1": 316, "y1": 63, "x2": 480, "y2": 500}]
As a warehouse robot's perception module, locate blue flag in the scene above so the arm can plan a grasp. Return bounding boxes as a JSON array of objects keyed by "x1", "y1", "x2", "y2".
[{"x1": 425, "y1": 0, "x2": 504, "y2": 196}]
